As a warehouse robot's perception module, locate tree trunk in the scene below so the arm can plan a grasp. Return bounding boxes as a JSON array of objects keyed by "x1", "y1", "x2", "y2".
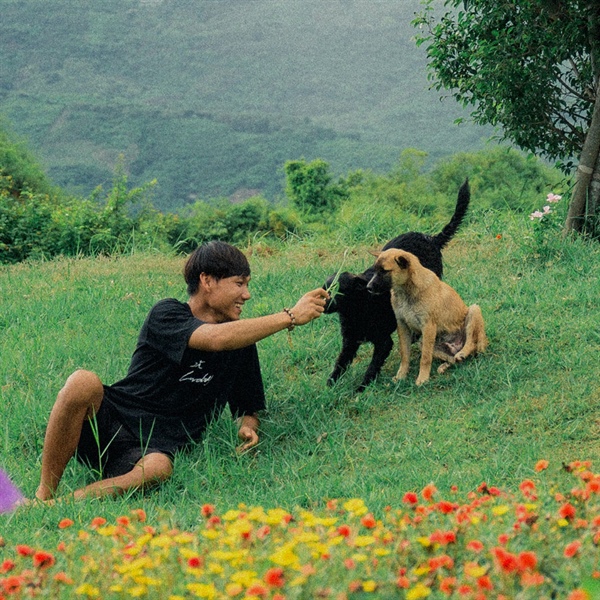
[
  {"x1": 564, "y1": 90, "x2": 600, "y2": 234},
  {"x1": 564, "y1": 2, "x2": 600, "y2": 235}
]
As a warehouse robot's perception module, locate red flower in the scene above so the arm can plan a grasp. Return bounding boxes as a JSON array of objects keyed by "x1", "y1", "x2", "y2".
[
  {"x1": 264, "y1": 567, "x2": 285, "y2": 588},
  {"x1": 467, "y1": 540, "x2": 484, "y2": 553},
  {"x1": 1, "y1": 560, "x2": 15, "y2": 573},
  {"x1": 439, "y1": 577, "x2": 456, "y2": 595},
  {"x1": 2, "y1": 575, "x2": 24, "y2": 594},
  {"x1": 564, "y1": 540, "x2": 582, "y2": 558},
  {"x1": 361, "y1": 513, "x2": 376, "y2": 529},
  {"x1": 344, "y1": 558, "x2": 356, "y2": 570},
  {"x1": 437, "y1": 501, "x2": 458, "y2": 514},
  {"x1": 201, "y1": 504, "x2": 215, "y2": 517},
  {"x1": 519, "y1": 479, "x2": 536, "y2": 498},
  {"x1": 477, "y1": 575, "x2": 493, "y2": 590},
  {"x1": 521, "y1": 571, "x2": 545, "y2": 586},
  {"x1": 402, "y1": 492, "x2": 418, "y2": 505},
  {"x1": 16, "y1": 545, "x2": 35, "y2": 556},
  {"x1": 397, "y1": 576, "x2": 410, "y2": 589},
  {"x1": 517, "y1": 551, "x2": 537, "y2": 571},
  {"x1": 567, "y1": 591, "x2": 589, "y2": 600},
  {"x1": 246, "y1": 583, "x2": 268, "y2": 597},
  {"x1": 187, "y1": 557, "x2": 202, "y2": 569},
  {"x1": 492, "y1": 547, "x2": 519, "y2": 573},
  {"x1": 33, "y1": 551, "x2": 55, "y2": 569},
  {"x1": 116, "y1": 516, "x2": 130, "y2": 527},
  {"x1": 337, "y1": 525, "x2": 351, "y2": 537},
  {"x1": 559, "y1": 503, "x2": 576, "y2": 520}
]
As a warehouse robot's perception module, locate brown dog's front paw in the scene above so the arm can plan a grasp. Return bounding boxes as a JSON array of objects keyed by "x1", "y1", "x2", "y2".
[
  {"x1": 416, "y1": 375, "x2": 430, "y2": 386},
  {"x1": 437, "y1": 362, "x2": 452, "y2": 374}
]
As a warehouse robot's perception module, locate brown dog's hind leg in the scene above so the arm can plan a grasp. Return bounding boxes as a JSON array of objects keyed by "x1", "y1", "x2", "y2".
[{"x1": 455, "y1": 304, "x2": 487, "y2": 362}]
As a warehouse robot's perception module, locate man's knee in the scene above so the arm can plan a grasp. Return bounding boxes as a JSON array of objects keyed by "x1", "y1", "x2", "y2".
[
  {"x1": 135, "y1": 452, "x2": 174, "y2": 486},
  {"x1": 57, "y1": 369, "x2": 104, "y2": 414}
]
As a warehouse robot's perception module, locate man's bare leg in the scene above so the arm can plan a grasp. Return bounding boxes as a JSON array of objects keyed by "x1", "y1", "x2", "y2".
[
  {"x1": 70, "y1": 452, "x2": 173, "y2": 501},
  {"x1": 35, "y1": 369, "x2": 104, "y2": 501}
]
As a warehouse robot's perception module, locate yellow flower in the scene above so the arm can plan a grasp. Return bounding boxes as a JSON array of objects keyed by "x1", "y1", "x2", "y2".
[
  {"x1": 187, "y1": 582, "x2": 217, "y2": 599},
  {"x1": 269, "y1": 544, "x2": 300, "y2": 567},
  {"x1": 201, "y1": 529, "x2": 220, "y2": 540},
  {"x1": 343, "y1": 498, "x2": 368, "y2": 515},
  {"x1": 406, "y1": 583, "x2": 432, "y2": 599},
  {"x1": 229, "y1": 570, "x2": 258, "y2": 587},
  {"x1": 75, "y1": 583, "x2": 101, "y2": 597},
  {"x1": 363, "y1": 580, "x2": 377, "y2": 592},
  {"x1": 417, "y1": 536, "x2": 431, "y2": 547},
  {"x1": 354, "y1": 535, "x2": 375, "y2": 547},
  {"x1": 222, "y1": 510, "x2": 242, "y2": 521},
  {"x1": 127, "y1": 585, "x2": 147, "y2": 597},
  {"x1": 492, "y1": 505, "x2": 510, "y2": 516},
  {"x1": 225, "y1": 583, "x2": 244, "y2": 596}
]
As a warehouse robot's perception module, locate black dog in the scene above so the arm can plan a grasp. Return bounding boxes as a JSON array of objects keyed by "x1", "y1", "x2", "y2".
[{"x1": 324, "y1": 179, "x2": 470, "y2": 391}]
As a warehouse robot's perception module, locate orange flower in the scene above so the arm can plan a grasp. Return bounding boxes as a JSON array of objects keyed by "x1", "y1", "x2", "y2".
[
  {"x1": 422, "y1": 483, "x2": 438, "y2": 502},
  {"x1": 54, "y1": 572, "x2": 74, "y2": 585},
  {"x1": 116, "y1": 516, "x2": 130, "y2": 527},
  {"x1": 534, "y1": 459, "x2": 549, "y2": 472},
  {"x1": 130, "y1": 508, "x2": 146, "y2": 522},
  {"x1": 521, "y1": 571, "x2": 545, "y2": 586},
  {"x1": 397, "y1": 575, "x2": 410, "y2": 589},
  {"x1": 90, "y1": 517, "x2": 107, "y2": 529},
  {"x1": 477, "y1": 575, "x2": 493, "y2": 590},
  {"x1": 58, "y1": 518, "x2": 74, "y2": 529},
  {"x1": 264, "y1": 567, "x2": 285, "y2": 588},
  {"x1": 361, "y1": 513, "x2": 376, "y2": 529},
  {"x1": 519, "y1": 479, "x2": 536, "y2": 498},
  {"x1": 201, "y1": 504, "x2": 215, "y2": 517},
  {"x1": 567, "y1": 591, "x2": 589, "y2": 600},
  {"x1": 564, "y1": 540, "x2": 582, "y2": 558}
]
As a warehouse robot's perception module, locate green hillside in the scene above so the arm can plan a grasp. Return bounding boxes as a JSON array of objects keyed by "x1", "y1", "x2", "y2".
[{"x1": 0, "y1": 0, "x2": 490, "y2": 210}]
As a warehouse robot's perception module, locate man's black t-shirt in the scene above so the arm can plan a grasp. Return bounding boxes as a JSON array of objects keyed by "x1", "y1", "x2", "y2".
[{"x1": 102, "y1": 298, "x2": 266, "y2": 456}]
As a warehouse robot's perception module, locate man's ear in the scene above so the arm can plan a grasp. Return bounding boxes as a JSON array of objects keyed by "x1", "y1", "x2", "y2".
[{"x1": 199, "y1": 272, "x2": 214, "y2": 290}]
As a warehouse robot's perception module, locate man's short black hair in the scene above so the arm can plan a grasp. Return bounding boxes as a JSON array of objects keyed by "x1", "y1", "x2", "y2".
[{"x1": 184, "y1": 241, "x2": 251, "y2": 296}]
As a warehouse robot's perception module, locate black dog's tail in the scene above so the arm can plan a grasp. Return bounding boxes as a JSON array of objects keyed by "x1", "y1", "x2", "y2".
[{"x1": 432, "y1": 179, "x2": 470, "y2": 250}]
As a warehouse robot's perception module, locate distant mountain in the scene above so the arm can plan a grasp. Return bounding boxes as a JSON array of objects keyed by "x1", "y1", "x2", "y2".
[{"x1": 0, "y1": 0, "x2": 491, "y2": 210}]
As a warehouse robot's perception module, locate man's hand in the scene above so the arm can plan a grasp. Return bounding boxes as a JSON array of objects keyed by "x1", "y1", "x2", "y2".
[
  {"x1": 290, "y1": 288, "x2": 330, "y2": 326},
  {"x1": 237, "y1": 414, "x2": 260, "y2": 453}
]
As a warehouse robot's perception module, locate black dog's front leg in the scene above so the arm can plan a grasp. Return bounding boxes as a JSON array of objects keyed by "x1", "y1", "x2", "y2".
[
  {"x1": 357, "y1": 335, "x2": 394, "y2": 391},
  {"x1": 328, "y1": 338, "x2": 361, "y2": 386}
]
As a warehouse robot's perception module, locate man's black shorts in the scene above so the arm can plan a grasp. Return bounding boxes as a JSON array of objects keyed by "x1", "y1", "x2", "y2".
[{"x1": 76, "y1": 400, "x2": 166, "y2": 478}]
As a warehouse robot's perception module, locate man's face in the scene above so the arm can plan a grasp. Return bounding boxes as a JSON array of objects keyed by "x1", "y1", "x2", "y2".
[{"x1": 208, "y1": 275, "x2": 251, "y2": 322}]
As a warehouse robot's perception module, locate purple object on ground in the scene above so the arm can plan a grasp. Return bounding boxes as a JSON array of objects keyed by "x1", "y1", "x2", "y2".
[{"x1": 0, "y1": 468, "x2": 24, "y2": 513}]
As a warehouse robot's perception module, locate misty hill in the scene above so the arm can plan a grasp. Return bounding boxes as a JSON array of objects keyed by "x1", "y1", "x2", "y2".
[{"x1": 0, "y1": 0, "x2": 491, "y2": 210}]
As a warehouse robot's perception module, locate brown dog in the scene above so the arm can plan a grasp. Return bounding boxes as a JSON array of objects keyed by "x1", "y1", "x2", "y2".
[{"x1": 367, "y1": 248, "x2": 488, "y2": 385}]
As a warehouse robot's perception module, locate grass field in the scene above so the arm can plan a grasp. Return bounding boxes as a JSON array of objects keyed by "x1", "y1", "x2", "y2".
[{"x1": 1, "y1": 207, "x2": 599, "y2": 581}]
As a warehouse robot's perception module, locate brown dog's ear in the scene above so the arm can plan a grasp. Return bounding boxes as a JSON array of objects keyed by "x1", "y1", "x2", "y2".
[
  {"x1": 369, "y1": 250, "x2": 380, "y2": 258},
  {"x1": 395, "y1": 255, "x2": 410, "y2": 270}
]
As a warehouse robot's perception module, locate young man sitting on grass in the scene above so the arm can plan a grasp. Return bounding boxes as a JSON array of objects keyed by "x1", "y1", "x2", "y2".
[{"x1": 34, "y1": 241, "x2": 329, "y2": 503}]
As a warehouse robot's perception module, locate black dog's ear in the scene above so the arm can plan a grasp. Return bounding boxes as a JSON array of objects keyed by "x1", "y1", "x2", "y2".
[{"x1": 395, "y1": 255, "x2": 410, "y2": 270}]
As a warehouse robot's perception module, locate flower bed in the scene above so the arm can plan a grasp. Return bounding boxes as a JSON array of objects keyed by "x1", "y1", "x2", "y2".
[{"x1": 1, "y1": 461, "x2": 600, "y2": 599}]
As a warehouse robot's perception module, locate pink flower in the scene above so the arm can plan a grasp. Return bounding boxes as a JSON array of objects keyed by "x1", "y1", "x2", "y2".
[{"x1": 546, "y1": 193, "x2": 562, "y2": 203}]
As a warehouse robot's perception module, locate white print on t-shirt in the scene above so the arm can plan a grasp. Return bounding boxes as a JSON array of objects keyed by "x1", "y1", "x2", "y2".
[{"x1": 179, "y1": 360, "x2": 214, "y2": 385}]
